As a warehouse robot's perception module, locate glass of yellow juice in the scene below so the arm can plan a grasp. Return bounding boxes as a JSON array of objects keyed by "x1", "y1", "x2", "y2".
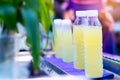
[
  {"x1": 73, "y1": 25, "x2": 85, "y2": 69},
  {"x1": 84, "y1": 27, "x2": 103, "y2": 78},
  {"x1": 62, "y1": 20, "x2": 73, "y2": 62},
  {"x1": 54, "y1": 19, "x2": 63, "y2": 58}
]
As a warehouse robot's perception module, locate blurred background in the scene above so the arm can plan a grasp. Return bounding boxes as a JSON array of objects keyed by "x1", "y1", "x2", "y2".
[{"x1": 105, "y1": 0, "x2": 120, "y2": 55}]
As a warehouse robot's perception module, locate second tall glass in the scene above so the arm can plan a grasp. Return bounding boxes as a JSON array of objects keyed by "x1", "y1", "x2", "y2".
[{"x1": 62, "y1": 19, "x2": 73, "y2": 62}]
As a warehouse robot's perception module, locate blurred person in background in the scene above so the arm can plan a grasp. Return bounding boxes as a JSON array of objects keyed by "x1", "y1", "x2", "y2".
[
  {"x1": 54, "y1": 0, "x2": 115, "y2": 54},
  {"x1": 54, "y1": 0, "x2": 68, "y2": 19},
  {"x1": 107, "y1": 0, "x2": 120, "y2": 21}
]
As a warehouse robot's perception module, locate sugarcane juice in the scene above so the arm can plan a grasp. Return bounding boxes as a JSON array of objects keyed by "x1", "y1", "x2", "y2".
[
  {"x1": 55, "y1": 27, "x2": 63, "y2": 58},
  {"x1": 73, "y1": 26, "x2": 85, "y2": 69},
  {"x1": 62, "y1": 29, "x2": 73, "y2": 62},
  {"x1": 84, "y1": 27, "x2": 103, "y2": 78}
]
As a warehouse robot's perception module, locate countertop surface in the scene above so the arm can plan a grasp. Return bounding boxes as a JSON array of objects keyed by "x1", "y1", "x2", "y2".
[{"x1": 14, "y1": 51, "x2": 120, "y2": 80}]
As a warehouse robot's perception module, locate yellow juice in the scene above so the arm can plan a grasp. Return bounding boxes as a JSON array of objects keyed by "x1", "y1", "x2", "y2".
[
  {"x1": 52, "y1": 27, "x2": 56, "y2": 51},
  {"x1": 84, "y1": 27, "x2": 103, "y2": 78},
  {"x1": 55, "y1": 28, "x2": 63, "y2": 58},
  {"x1": 62, "y1": 29, "x2": 73, "y2": 62},
  {"x1": 73, "y1": 26, "x2": 85, "y2": 69}
]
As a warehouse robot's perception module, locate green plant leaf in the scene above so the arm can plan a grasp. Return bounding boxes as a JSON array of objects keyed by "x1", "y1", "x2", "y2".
[
  {"x1": 13, "y1": 0, "x2": 21, "y2": 6},
  {"x1": 0, "y1": 0, "x2": 13, "y2": 5},
  {"x1": 38, "y1": 0, "x2": 51, "y2": 35},
  {"x1": 52, "y1": 25, "x2": 56, "y2": 45},
  {"x1": 0, "y1": 18, "x2": 2, "y2": 24},
  {"x1": 24, "y1": 0, "x2": 39, "y2": 14},
  {"x1": 20, "y1": 7, "x2": 41, "y2": 70},
  {"x1": 45, "y1": 0, "x2": 54, "y2": 10},
  {"x1": 0, "y1": 5, "x2": 17, "y2": 31}
]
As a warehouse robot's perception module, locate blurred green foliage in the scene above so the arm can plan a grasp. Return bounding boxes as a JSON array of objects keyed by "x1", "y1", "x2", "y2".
[{"x1": 0, "y1": 0, "x2": 54, "y2": 73}]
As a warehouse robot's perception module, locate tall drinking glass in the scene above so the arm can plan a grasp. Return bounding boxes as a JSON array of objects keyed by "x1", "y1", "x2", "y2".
[
  {"x1": 73, "y1": 11, "x2": 88, "y2": 69},
  {"x1": 62, "y1": 19, "x2": 73, "y2": 62},
  {"x1": 84, "y1": 10, "x2": 103, "y2": 78},
  {"x1": 54, "y1": 19, "x2": 63, "y2": 58}
]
